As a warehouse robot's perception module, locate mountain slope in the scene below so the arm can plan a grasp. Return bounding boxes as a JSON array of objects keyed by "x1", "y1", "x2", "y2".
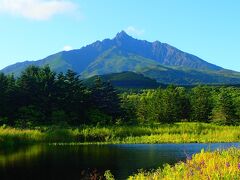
[
  {"x1": 140, "y1": 66, "x2": 240, "y2": 85},
  {"x1": 84, "y1": 71, "x2": 161, "y2": 89},
  {"x1": 81, "y1": 46, "x2": 166, "y2": 78},
  {"x1": 1, "y1": 31, "x2": 240, "y2": 85}
]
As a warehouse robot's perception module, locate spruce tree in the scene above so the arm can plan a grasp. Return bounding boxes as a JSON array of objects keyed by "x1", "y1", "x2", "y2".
[
  {"x1": 190, "y1": 86, "x2": 213, "y2": 122},
  {"x1": 91, "y1": 77, "x2": 121, "y2": 122}
]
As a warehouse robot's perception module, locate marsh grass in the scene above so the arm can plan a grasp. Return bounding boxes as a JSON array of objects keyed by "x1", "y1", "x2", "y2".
[
  {"x1": 0, "y1": 123, "x2": 240, "y2": 146},
  {"x1": 128, "y1": 147, "x2": 240, "y2": 179},
  {"x1": 0, "y1": 126, "x2": 44, "y2": 146}
]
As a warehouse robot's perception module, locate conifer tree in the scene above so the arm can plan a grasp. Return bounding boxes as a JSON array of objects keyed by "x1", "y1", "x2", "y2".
[
  {"x1": 91, "y1": 77, "x2": 121, "y2": 121},
  {"x1": 190, "y1": 86, "x2": 213, "y2": 122}
]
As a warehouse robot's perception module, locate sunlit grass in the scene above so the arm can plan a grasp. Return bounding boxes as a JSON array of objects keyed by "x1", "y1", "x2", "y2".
[
  {"x1": 0, "y1": 126, "x2": 44, "y2": 146},
  {"x1": 0, "y1": 122, "x2": 240, "y2": 145},
  {"x1": 128, "y1": 147, "x2": 240, "y2": 179}
]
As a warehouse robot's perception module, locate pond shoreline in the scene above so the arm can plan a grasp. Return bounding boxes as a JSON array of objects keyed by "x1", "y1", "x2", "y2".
[
  {"x1": 129, "y1": 147, "x2": 240, "y2": 179},
  {"x1": 1, "y1": 122, "x2": 240, "y2": 146}
]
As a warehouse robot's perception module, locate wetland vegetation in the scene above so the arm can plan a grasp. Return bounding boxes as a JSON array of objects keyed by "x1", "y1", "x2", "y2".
[
  {"x1": 1, "y1": 123, "x2": 240, "y2": 146},
  {"x1": 129, "y1": 147, "x2": 240, "y2": 180}
]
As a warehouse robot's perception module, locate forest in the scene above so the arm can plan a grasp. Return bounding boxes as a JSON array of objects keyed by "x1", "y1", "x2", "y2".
[{"x1": 0, "y1": 65, "x2": 240, "y2": 127}]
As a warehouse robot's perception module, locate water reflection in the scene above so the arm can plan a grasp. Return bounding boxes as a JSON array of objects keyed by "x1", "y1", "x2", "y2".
[
  {"x1": 0, "y1": 145, "x2": 43, "y2": 168},
  {"x1": 0, "y1": 143, "x2": 239, "y2": 180}
]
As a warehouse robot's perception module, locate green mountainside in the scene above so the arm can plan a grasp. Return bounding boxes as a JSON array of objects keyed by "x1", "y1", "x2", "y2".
[
  {"x1": 1, "y1": 31, "x2": 240, "y2": 85},
  {"x1": 84, "y1": 71, "x2": 161, "y2": 89}
]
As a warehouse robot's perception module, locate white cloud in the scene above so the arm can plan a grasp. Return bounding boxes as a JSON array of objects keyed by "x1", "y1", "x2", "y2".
[
  {"x1": 63, "y1": 45, "x2": 73, "y2": 51},
  {"x1": 125, "y1": 26, "x2": 145, "y2": 36},
  {"x1": 0, "y1": 0, "x2": 77, "y2": 20}
]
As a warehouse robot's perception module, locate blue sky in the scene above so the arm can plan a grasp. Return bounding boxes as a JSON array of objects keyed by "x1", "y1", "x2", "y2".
[{"x1": 0, "y1": 0, "x2": 240, "y2": 71}]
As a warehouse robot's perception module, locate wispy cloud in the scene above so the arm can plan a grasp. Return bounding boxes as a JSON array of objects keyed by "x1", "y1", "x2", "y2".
[
  {"x1": 0, "y1": 0, "x2": 77, "y2": 20},
  {"x1": 63, "y1": 45, "x2": 73, "y2": 51},
  {"x1": 125, "y1": 26, "x2": 145, "y2": 36}
]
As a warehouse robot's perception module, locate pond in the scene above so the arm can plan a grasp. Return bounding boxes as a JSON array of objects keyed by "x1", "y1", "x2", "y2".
[{"x1": 0, "y1": 143, "x2": 239, "y2": 180}]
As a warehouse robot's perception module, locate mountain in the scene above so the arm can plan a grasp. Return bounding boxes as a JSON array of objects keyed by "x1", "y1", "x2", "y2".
[
  {"x1": 84, "y1": 71, "x2": 161, "y2": 89},
  {"x1": 1, "y1": 31, "x2": 240, "y2": 85}
]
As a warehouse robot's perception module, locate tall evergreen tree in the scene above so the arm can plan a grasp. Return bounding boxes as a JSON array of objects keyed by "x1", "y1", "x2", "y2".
[
  {"x1": 0, "y1": 73, "x2": 9, "y2": 119},
  {"x1": 176, "y1": 87, "x2": 191, "y2": 120},
  {"x1": 16, "y1": 66, "x2": 56, "y2": 124},
  {"x1": 161, "y1": 86, "x2": 180, "y2": 123},
  {"x1": 190, "y1": 86, "x2": 213, "y2": 122},
  {"x1": 91, "y1": 77, "x2": 121, "y2": 122},
  {"x1": 55, "y1": 69, "x2": 89, "y2": 124},
  {"x1": 212, "y1": 88, "x2": 236, "y2": 124},
  {"x1": 120, "y1": 93, "x2": 138, "y2": 123},
  {"x1": 17, "y1": 66, "x2": 42, "y2": 107}
]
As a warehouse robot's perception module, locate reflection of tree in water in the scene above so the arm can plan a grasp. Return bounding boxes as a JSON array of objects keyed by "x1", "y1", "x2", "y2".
[{"x1": 0, "y1": 145, "x2": 43, "y2": 167}]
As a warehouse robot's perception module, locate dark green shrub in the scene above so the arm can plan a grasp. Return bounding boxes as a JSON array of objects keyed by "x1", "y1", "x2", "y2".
[
  {"x1": 16, "y1": 106, "x2": 44, "y2": 128},
  {"x1": 87, "y1": 109, "x2": 112, "y2": 125}
]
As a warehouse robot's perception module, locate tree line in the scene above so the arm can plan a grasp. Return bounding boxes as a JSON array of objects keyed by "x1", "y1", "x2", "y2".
[
  {"x1": 0, "y1": 66, "x2": 240, "y2": 127},
  {"x1": 0, "y1": 66, "x2": 121, "y2": 127},
  {"x1": 122, "y1": 85, "x2": 240, "y2": 125}
]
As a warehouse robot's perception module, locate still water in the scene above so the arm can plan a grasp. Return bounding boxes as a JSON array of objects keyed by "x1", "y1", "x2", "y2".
[{"x1": 0, "y1": 143, "x2": 239, "y2": 180}]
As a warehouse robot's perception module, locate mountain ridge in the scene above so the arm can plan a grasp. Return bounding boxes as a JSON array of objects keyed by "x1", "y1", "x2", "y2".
[{"x1": 1, "y1": 31, "x2": 240, "y2": 85}]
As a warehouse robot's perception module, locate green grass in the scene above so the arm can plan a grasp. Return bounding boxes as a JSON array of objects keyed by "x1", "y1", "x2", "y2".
[
  {"x1": 128, "y1": 147, "x2": 240, "y2": 179},
  {"x1": 0, "y1": 122, "x2": 240, "y2": 146},
  {"x1": 0, "y1": 127, "x2": 44, "y2": 146}
]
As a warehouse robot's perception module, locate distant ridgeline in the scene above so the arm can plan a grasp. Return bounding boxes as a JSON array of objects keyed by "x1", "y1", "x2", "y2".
[{"x1": 1, "y1": 31, "x2": 240, "y2": 85}]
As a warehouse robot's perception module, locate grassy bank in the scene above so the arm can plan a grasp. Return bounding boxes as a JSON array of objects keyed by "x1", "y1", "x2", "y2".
[
  {"x1": 128, "y1": 147, "x2": 240, "y2": 179},
  {"x1": 0, "y1": 122, "x2": 240, "y2": 146}
]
